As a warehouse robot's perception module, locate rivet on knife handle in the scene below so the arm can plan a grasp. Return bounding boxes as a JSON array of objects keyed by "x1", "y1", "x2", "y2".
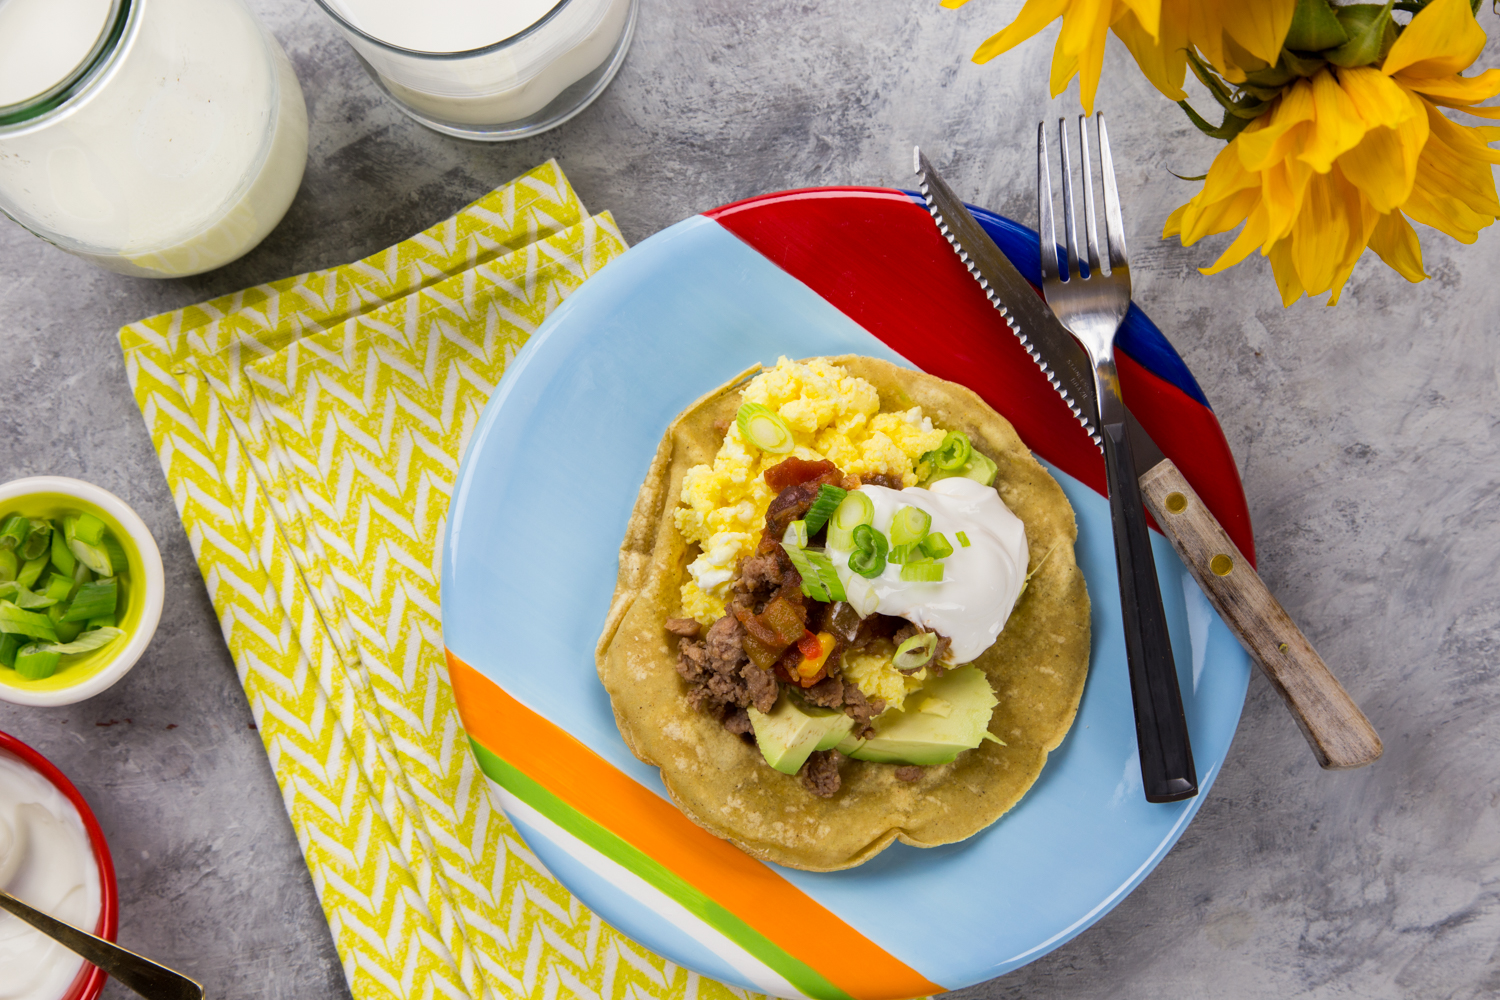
[{"x1": 1138, "y1": 460, "x2": 1383, "y2": 770}]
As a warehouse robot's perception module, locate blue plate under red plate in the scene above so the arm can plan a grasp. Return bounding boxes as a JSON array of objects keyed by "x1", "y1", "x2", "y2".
[{"x1": 441, "y1": 188, "x2": 1252, "y2": 999}]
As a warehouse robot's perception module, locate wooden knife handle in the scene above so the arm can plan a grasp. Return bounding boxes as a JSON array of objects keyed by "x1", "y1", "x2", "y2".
[{"x1": 1138, "y1": 460, "x2": 1382, "y2": 770}]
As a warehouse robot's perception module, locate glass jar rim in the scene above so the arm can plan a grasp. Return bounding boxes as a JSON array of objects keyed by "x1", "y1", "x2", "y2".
[
  {"x1": 0, "y1": 0, "x2": 132, "y2": 127},
  {"x1": 310, "y1": 0, "x2": 577, "y2": 59}
]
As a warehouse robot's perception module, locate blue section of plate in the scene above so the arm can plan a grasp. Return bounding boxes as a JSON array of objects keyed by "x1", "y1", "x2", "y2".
[{"x1": 444, "y1": 212, "x2": 1250, "y2": 990}]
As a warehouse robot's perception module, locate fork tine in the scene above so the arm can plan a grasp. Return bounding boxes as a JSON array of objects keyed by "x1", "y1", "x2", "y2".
[
  {"x1": 1057, "y1": 119, "x2": 1079, "y2": 280},
  {"x1": 1096, "y1": 112, "x2": 1128, "y2": 270},
  {"x1": 1078, "y1": 115, "x2": 1101, "y2": 277},
  {"x1": 1037, "y1": 121, "x2": 1059, "y2": 283}
]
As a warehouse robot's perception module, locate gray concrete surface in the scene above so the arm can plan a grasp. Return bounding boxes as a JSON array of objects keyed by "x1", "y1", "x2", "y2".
[{"x1": 2, "y1": 1, "x2": 1498, "y2": 998}]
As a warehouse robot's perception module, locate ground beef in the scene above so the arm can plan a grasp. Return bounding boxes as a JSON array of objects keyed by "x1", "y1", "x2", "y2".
[
  {"x1": 733, "y1": 551, "x2": 783, "y2": 611},
  {"x1": 705, "y1": 614, "x2": 748, "y2": 675},
  {"x1": 842, "y1": 685, "x2": 885, "y2": 734},
  {"x1": 665, "y1": 617, "x2": 702, "y2": 638},
  {"x1": 894, "y1": 765, "x2": 924, "y2": 782},
  {"x1": 675, "y1": 637, "x2": 707, "y2": 683},
  {"x1": 850, "y1": 612, "x2": 906, "y2": 651},
  {"x1": 680, "y1": 615, "x2": 753, "y2": 718},
  {"x1": 799, "y1": 750, "x2": 843, "y2": 797},
  {"x1": 802, "y1": 675, "x2": 844, "y2": 708},
  {"x1": 744, "y1": 662, "x2": 779, "y2": 713},
  {"x1": 722, "y1": 707, "x2": 753, "y2": 737}
]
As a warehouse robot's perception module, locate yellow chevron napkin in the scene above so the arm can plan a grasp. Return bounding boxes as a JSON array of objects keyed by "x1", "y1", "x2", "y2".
[{"x1": 120, "y1": 162, "x2": 766, "y2": 1000}]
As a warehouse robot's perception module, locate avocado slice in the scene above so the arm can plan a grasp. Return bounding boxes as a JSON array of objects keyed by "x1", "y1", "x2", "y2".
[
  {"x1": 749, "y1": 692, "x2": 856, "y2": 775},
  {"x1": 835, "y1": 665, "x2": 1000, "y2": 766}
]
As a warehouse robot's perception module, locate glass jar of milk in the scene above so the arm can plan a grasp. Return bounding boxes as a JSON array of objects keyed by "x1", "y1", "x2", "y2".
[
  {"x1": 0, "y1": 0, "x2": 308, "y2": 278},
  {"x1": 315, "y1": 0, "x2": 636, "y2": 141}
]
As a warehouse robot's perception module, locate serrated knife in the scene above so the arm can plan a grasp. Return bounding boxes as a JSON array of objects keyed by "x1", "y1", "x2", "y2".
[{"x1": 914, "y1": 147, "x2": 1382, "y2": 771}]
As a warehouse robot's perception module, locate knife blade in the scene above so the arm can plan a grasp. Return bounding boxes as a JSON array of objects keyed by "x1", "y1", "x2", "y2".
[{"x1": 914, "y1": 147, "x2": 1383, "y2": 771}]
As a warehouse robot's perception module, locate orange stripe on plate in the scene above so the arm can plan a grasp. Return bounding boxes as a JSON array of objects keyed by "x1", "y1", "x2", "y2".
[{"x1": 448, "y1": 650, "x2": 942, "y2": 1000}]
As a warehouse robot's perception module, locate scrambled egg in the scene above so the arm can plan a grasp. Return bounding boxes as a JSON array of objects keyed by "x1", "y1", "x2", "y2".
[
  {"x1": 842, "y1": 645, "x2": 928, "y2": 712},
  {"x1": 676, "y1": 357, "x2": 946, "y2": 625}
]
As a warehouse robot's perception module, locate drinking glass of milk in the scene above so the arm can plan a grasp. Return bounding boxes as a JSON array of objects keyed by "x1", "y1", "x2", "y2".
[
  {"x1": 0, "y1": 0, "x2": 308, "y2": 278},
  {"x1": 314, "y1": 0, "x2": 636, "y2": 140}
]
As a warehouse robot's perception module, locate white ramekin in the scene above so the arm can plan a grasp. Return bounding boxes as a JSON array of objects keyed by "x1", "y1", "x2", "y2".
[{"x1": 0, "y1": 477, "x2": 165, "y2": 707}]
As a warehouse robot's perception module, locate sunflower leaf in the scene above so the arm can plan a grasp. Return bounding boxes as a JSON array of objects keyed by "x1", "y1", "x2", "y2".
[
  {"x1": 1328, "y1": 2, "x2": 1397, "y2": 67},
  {"x1": 1167, "y1": 169, "x2": 1209, "y2": 182},
  {"x1": 1287, "y1": 0, "x2": 1350, "y2": 52},
  {"x1": 1176, "y1": 100, "x2": 1256, "y2": 142}
]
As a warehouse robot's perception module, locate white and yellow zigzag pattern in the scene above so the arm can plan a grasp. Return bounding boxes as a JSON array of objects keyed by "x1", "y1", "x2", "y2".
[{"x1": 120, "y1": 163, "x2": 766, "y2": 1000}]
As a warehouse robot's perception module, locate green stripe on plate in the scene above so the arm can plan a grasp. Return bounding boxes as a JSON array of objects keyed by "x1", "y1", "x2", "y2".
[{"x1": 469, "y1": 737, "x2": 853, "y2": 1000}]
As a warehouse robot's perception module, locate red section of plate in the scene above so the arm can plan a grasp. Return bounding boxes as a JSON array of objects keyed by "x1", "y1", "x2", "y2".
[
  {"x1": 706, "y1": 187, "x2": 1255, "y2": 564},
  {"x1": 0, "y1": 730, "x2": 118, "y2": 1000}
]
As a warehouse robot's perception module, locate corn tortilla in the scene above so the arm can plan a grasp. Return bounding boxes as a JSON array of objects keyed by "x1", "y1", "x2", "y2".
[{"x1": 595, "y1": 356, "x2": 1090, "y2": 871}]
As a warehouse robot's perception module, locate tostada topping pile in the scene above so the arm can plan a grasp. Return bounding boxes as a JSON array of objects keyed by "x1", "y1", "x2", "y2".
[{"x1": 666, "y1": 358, "x2": 1030, "y2": 797}]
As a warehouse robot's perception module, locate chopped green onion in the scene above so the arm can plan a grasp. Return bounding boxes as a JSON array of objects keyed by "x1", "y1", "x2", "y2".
[
  {"x1": 889, "y1": 505, "x2": 931, "y2": 546},
  {"x1": 887, "y1": 542, "x2": 919, "y2": 565},
  {"x1": 43, "y1": 574, "x2": 74, "y2": 602},
  {"x1": 67, "y1": 536, "x2": 111, "y2": 577},
  {"x1": 0, "y1": 601, "x2": 59, "y2": 642},
  {"x1": 803, "y1": 550, "x2": 848, "y2": 602},
  {"x1": 827, "y1": 491, "x2": 874, "y2": 550},
  {"x1": 0, "y1": 550, "x2": 15, "y2": 584},
  {"x1": 920, "y1": 532, "x2": 954, "y2": 559},
  {"x1": 0, "y1": 582, "x2": 55, "y2": 610},
  {"x1": 102, "y1": 535, "x2": 128, "y2": 576},
  {"x1": 802, "y1": 485, "x2": 847, "y2": 535},
  {"x1": 49, "y1": 526, "x2": 76, "y2": 576},
  {"x1": 63, "y1": 579, "x2": 117, "y2": 622},
  {"x1": 0, "y1": 633, "x2": 20, "y2": 669},
  {"x1": 20, "y1": 521, "x2": 51, "y2": 561},
  {"x1": 87, "y1": 614, "x2": 116, "y2": 630},
  {"x1": 929, "y1": 432, "x2": 973, "y2": 472},
  {"x1": 848, "y1": 524, "x2": 888, "y2": 579},
  {"x1": 13, "y1": 644, "x2": 59, "y2": 680},
  {"x1": 783, "y1": 520, "x2": 808, "y2": 549},
  {"x1": 71, "y1": 513, "x2": 106, "y2": 546},
  {"x1": 781, "y1": 542, "x2": 831, "y2": 602},
  {"x1": 956, "y1": 531, "x2": 971, "y2": 548},
  {"x1": 893, "y1": 632, "x2": 938, "y2": 670},
  {"x1": 37, "y1": 626, "x2": 123, "y2": 656},
  {"x1": 16, "y1": 554, "x2": 47, "y2": 590},
  {"x1": 899, "y1": 559, "x2": 944, "y2": 583},
  {"x1": 0, "y1": 514, "x2": 30, "y2": 550},
  {"x1": 735, "y1": 403, "x2": 795, "y2": 454}
]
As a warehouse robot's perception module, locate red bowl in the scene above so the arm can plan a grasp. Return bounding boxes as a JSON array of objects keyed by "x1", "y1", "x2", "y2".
[{"x1": 0, "y1": 730, "x2": 118, "y2": 1000}]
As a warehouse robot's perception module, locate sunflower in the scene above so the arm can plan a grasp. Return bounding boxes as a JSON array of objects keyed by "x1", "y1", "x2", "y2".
[
  {"x1": 1165, "y1": 0, "x2": 1500, "y2": 305},
  {"x1": 941, "y1": 0, "x2": 1296, "y2": 115}
]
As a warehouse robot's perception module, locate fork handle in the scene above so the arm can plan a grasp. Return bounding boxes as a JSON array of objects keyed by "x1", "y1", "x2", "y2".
[
  {"x1": 1138, "y1": 459, "x2": 1383, "y2": 770},
  {"x1": 1101, "y1": 417, "x2": 1199, "y2": 802}
]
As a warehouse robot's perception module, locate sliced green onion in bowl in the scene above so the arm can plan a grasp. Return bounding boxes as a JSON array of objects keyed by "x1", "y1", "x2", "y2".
[
  {"x1": 37, "y1": 626, "x2": 123, "y2": 657},
  {"x1": 0, "y1": 514, "x2": 30, "y2": 550},
  {"x1": 16, "y1": 555, "x2": 47, "y2": 590},
  {"x1": 0, "y1": 601, "x2": 59, "y2": 642},
  {"x1": 0, "y1": 550, "x2": 15, "y2": 583},
  {"x1": 13, "y1": 644, "x2": 60, "y2": 680},
  {"x1": 889, "y1": 505, "x2": 931, "y2": 546},
  {"x1": 802, "y1": 485, "x2": 847, "y2": 535},
  {"x1": 920, "y1": 532, "x2": 954, "y2": 559},
  {"x1": 893, "y1": 632, "x2": 938, "y2": 670},
  {"x1": 827, "y1": 491, "x2": 874, "y2": 549},
  {"x1": 49, "y1": 529, "x2": 76, "y2": 576},
  {"x1": 899, "y1": 559, "x2": 944, "y2": 583},
  {"x1": 62, "y1": 579, "x2": 116, "y2": 622},
  {"x1": 70, "y1": 513, "x2": 107, "y2": 546},
  {"x1": 736, "y1": 403, "x2": 795, "y2": 454},
  {"x1": 20, "y1": 521, "x2": 50, "y2": 561}
]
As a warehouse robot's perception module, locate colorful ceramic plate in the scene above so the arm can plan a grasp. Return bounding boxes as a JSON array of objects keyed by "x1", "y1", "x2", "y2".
[{"x1": 442, "y1": 189, "x2": 1253, "y2": 999}]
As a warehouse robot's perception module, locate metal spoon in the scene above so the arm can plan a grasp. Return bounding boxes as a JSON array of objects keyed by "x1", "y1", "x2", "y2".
[{"x1": 0, "y1": 887, "x2": 203, "y2": 1000}]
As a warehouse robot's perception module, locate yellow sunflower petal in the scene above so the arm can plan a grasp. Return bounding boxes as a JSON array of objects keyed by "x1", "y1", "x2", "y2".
[
  {"x1": 1115, "y1": 0, "x2": 1161, "y2": 39},
  {"x1": 1300, "y1": 69, "x2": 1371, "y2": 174},
  {"x1": 1112, "y1": 5, "x2": 1187, "y2": 100},
  {"x1": 1337, "y1": 66, "x2": 1417, "y2": 130},
  {"x1": 1181, "y1": 187, "x2": 1261, "y2": 245},
  {"x1": 1236, "y1": 78, "x2": 1316, "y2": 172},
  {"x1": 1288, "y1": 170, "x2": 1350, "y2": 296},
  {"x1": 1368, "y1": 210, "x2": 1428, "y2": 283},
  {"x1": 1394, "y1": 67, "x2": 1500, "y2": 108},
  {"x1": 1162, "y1": 203, "x2": 1188, "y2": 239},
  {"x1": 941, "y1": 0, "x2": 972, "y2": 8},
  {"x1": 1215, "y1": 0, "x2": 1297, "y2": 67},
  {"x1": 1325, "y1": 168, "x2": 1380, "y2": 306},
  {"x1": 1266, "y1": 237, "x2": 1307, "y2": 307},
  {"x1": 972, "y1": 0, "x2": 1071, "y2": 63},
  {"x1": 1059, "y1": 0, "x2": 1111, "y2": 114},
  {"x1": 1261, "y1": 156, "x2": 1315, "y2": 244},
  {"x1": 1202, "y1": 203, "x2": 1271, "y2": 274},
  {"x1": 1336, "y1": 91, "x2": 1428, "y2": 215},
  {"x1": 1382, "y1": 0, "x2": 1486, "y2": 81}
]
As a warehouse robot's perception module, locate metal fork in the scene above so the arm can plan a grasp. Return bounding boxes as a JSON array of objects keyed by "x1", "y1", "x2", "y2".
[{"x1": 1039, "y1": 113, "x2": 1197, "y2": 802}]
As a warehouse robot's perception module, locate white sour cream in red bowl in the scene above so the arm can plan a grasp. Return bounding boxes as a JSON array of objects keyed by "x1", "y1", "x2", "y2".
[{"x1": 0, "y1": 732, "x2": 116, "y2": 1000}]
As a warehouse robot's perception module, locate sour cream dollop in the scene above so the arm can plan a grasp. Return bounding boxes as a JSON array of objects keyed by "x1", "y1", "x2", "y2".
[
  {"x1": 0, "y1": 752, "x2": 101, "y2": 1000},
  {"x1": 827, "y1": 479, "x2": 1029, "y2": 663}
]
